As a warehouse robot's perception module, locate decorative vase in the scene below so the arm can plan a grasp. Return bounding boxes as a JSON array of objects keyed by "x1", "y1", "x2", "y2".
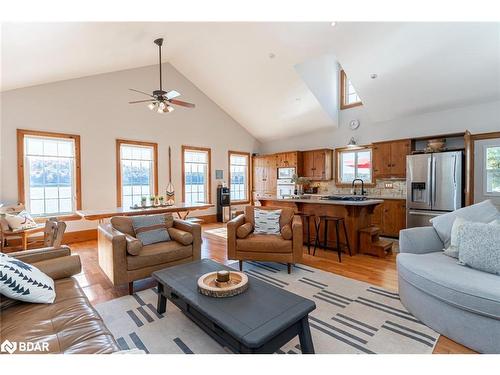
[{"x1": 296, "y1": 184, "x2": 304, "y2": 195}]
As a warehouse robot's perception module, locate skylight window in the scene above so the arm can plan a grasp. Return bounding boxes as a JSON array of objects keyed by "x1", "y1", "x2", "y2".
[{"x1": 340, "y1": 69, "x2": 362, "y2": 109}]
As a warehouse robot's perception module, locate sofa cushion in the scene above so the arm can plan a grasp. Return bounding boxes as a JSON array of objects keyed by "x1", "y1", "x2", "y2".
[
  {"x1": 236, "y1": 234, "x2": 292, "y2": 253},
  {"x1": 236, "y1": 222, "x2": 253, "y2": 239},
  {"x1": 397, "y1": 252, "x2": 500, "y2": 320},
  {"x1": 168, "y1": 227, "x2": 193, "y2": 246},
  {"x1": 131, "y1": 214, "x2": 171, "y2": 245},
  {"x1": 430, "y1": 200, "x2": 498, "y2": 248},
  {"x1": 0, "y1": 278, "x2": 118, "y2": 353},
  {"x1": 457, "y1": 221, "x2": 500, "y2": 275},
  {"x1": 127, "y1": 241, "x2": 193, "y2": 270}
]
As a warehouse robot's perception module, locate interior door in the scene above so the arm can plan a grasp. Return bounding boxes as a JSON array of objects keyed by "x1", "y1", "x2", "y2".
[{"x1": 432, "y1": 151, "x2": 462, "y2": 211}]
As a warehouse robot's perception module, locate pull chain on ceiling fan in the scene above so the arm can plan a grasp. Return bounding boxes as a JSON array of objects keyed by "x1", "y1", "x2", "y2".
[{"x1": 128, "y1": 38, "x2": 195, "y2": 113}]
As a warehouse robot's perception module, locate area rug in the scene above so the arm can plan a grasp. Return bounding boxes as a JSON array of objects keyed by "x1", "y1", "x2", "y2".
[
  {"x1": 203, "y1": 227, "x2": 228, "y2": 239},
  {"x1": 95, "y1": 261, "x2": 439, "y2": 354}
]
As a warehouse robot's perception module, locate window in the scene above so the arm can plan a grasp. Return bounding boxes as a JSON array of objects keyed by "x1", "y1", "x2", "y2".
[
  {"x1": 116, "y1": 139, "x2": 158, "y2": 208},
  {"x1": 337, "y1": 147, "x2": 373, "y2": 184},
  {"x1": 485, "y1": 145, "x2": 500, "y2": 195},
  {"x1": 182, "y1": 146, "x2": 211, "y2": 204},
  {"x1": 17, "y1": 129, "x2": 81, "y2": 216},
  {"x1": 228, "y1": 151, "x2": 250, "y2": 203},
  {"x1": 340, "y1": 69, "x2": 362, "y2": 109}
]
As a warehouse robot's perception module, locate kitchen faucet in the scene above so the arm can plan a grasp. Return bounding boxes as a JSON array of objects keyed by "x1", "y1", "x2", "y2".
[{"x1": 351, "y1": 178, "x2": 366, "y2": 195}]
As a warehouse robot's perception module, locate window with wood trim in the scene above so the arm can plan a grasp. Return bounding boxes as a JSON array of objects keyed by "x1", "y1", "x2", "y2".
[
  {"x1": 17, "y1": 129, "x2": 81, "y2": 216},
  {"x1": 336, "y1": 147, "x2": 373, "y2": 184},
  {"x1": 340, "y1": 69, "x2": 362, "y2": 109},
  {"x1": 116, "y1": 139, "x2": 158, "y2": 208},
  {"x1": 228, "y1": 151, "x2": 250, "y2": 203},
  {"x1": 484, "y1": 145, "x2": 500, "y2": 195},
  {"x1": 182, "y1": 146, "x2": 211, "y2": 204}
]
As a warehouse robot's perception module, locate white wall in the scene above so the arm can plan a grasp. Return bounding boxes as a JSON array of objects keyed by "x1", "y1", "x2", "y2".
[
  {"x1": 259, "y1": 99, "x2": 500, "y2": 153},
  {"x1": 0, "y1": 63, "x2": 260, "y2": 232}
]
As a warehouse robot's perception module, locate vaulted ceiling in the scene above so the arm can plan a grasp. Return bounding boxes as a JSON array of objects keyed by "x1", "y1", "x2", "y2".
[{"x1": 2, "y1": 22, "x2": 499, "y2": 142}]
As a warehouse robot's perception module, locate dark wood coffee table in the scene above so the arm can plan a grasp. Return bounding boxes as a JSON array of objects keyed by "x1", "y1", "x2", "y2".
[{"x1": 152, "y1": 259, "x2": 316, "y2": 354}]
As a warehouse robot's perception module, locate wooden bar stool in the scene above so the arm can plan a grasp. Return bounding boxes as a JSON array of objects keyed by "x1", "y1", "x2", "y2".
[
  {"x1": 314, "y1": 215, "x2": 352, "y2": 262},
  {"x1": 295, "y1": 212, "x2": 314, "y2": 254}
]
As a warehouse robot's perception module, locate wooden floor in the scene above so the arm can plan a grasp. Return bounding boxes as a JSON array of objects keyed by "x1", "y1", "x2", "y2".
[{"x1": 69, "y1": 223, "x2": 474, "y2": 354}]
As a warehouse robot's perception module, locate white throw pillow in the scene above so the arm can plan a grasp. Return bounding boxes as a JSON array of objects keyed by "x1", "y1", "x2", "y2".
[
  {"x1": 4, "y1": 210, "x2": 37, "y2": 231},
  {"x1": 253, "y1": 209, "x2": 281, "y2": 235},
  {"x1": 443, "y1": 217, "x2": 467, "y2": 259},
  {"x1": 0, "y1": 253, "x2": 56, "y2": 304}
]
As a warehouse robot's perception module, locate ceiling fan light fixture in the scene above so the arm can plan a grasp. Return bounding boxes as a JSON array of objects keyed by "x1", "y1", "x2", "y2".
[
  {"x1": 147, "y1": 102, "x2": 156, "y2": 110},
  {"x1": 164, "y1": 105, "x2": 175, "y2": 113}
]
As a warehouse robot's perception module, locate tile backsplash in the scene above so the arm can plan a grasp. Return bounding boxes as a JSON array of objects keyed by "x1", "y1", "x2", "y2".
[{"x1": 315, "y1": 179, "x2": 407, "y2": 199}]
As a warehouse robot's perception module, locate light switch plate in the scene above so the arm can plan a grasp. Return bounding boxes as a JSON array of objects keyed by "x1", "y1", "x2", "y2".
[{"x1": 384, "y1": 182, "x2": 394, "y2": 189}]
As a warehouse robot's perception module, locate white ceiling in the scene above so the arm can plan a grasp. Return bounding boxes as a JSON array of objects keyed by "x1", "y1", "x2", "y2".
[{"x1": 2, "y1": 22, "x2": 499, "y2": 142}]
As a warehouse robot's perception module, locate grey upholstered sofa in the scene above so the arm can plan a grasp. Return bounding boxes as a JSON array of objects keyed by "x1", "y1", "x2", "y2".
[{"x1": 397, "y1": 225, "x2": 500, "y2": 353}]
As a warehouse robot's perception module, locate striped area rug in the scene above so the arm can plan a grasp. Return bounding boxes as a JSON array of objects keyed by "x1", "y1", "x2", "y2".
[{"x1": 95, "y1": 261, "x2": 439, "y2": 354}]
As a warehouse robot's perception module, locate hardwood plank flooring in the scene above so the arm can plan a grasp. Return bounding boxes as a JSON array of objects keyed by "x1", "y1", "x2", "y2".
[{"x1": 69, "y1": 223, "x2": 474, "y2": 354}]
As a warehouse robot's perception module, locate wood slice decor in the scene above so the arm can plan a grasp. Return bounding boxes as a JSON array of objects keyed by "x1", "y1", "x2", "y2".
[{"x1": 197, "y1": 270, "x2": 248, "y2": 298}]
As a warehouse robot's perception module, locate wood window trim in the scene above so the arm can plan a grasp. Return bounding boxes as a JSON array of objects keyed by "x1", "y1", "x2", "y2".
[
  {"x1": 335, "y1": 145, "x2": 376, "y2": 187},
  {"x1": 17, "y1": 129, "x2": 82, "y2": 215},
  {"x1": 116, "y1": 139, "x2": 159, "y2": 207},
  {"x1": 340, "y1": 69, "x2": 362, "y2": 110},
  {"x1": 228, "y1": 150, "x2": 251, "y2": 204},
  {"x1": 181, "y1": 145, "x2": 212, "y2": 204}
]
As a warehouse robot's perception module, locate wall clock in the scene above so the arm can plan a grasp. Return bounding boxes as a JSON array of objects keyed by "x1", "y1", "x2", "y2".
[{"x1": 349, "y1": 119, "x2": 360, "y2": 130}]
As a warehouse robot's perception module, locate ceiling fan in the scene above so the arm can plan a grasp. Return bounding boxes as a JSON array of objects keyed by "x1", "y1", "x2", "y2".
[{"x1": 128, "y1": 38, "x2": 195, "y2": 113}]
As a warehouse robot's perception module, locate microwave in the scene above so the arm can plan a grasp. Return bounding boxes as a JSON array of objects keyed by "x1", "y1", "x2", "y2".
[{"x1": 277, "y1": 167, "x2": 296, "y2": 179}]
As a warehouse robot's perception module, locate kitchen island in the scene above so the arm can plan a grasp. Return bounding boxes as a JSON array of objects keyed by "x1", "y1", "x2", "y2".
[{"x1": 258, "y1": 197, "x2": 383, "y2": 255}]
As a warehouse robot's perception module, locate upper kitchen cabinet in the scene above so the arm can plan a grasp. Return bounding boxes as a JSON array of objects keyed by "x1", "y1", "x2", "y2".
[
  {"x1": 372, "y1": 140, "x2": 410, "y2": 179},
  {"x1": 275, "y1": 151, "x2": 303, "y2": 175},
  {"x1": 302, "y1": 149, "x2": 333, "y2": 180}
]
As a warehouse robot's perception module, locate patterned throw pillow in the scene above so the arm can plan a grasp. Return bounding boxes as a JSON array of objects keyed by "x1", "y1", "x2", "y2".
[
  {"x1": 4, "y1": 210, "x2": 37, "y2": 231},
  {"x1": 254, "y1": 209, "x2": 281, "y2": 235},
  {"x1": 131, "y1": 214, "x2": 171, "y2": 246},
  {"x1": 457, "y1": 221, "x2": 500, "y2": 275},
  {"x1": 0, "y1": 252, "x2": 55, "y2": 304}
]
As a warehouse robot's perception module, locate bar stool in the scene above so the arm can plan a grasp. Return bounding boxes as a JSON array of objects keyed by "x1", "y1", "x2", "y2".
[
  {"x1": 295, "y1": 212, "x2": 314, "y2": 254},
  {"x1": 314, "y1": 215, "x2": 352, "y2": 262}
]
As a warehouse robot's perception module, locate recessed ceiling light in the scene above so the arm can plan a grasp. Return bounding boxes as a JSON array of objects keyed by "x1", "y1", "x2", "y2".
[
  {"x1": 269, "y1": 53, "x2": 276, "y2": 59},
  {"x1": 370, "y1": 73, "x2": 378, "y2": 79},
  {"x1": 330, "y1": 22, "x2": 337, "y2": 27}
]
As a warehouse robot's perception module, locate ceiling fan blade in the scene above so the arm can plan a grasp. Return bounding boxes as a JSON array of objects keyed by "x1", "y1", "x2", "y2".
[
  {"x1": 129, "y1": 88, "x2": 154, "y2": 97},
  {"x1": 129, "y1": 99, "x2": 156, "y2": 104},
  {"x1": 165, "y1": 90, "x2": 181, "y2": 100},
  {"x1": 169, "y1": 99, "x2": 195, "y2": 108}
]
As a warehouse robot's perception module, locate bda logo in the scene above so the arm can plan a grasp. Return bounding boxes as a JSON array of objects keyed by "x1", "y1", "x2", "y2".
[{"x1": 1, "y1": 340, "x2": 17, "y2": 354}]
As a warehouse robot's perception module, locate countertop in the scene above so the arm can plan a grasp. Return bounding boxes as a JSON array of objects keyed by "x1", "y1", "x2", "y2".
[{"x1": 258, "y1": 197, "x2": 384, "y2": 206}]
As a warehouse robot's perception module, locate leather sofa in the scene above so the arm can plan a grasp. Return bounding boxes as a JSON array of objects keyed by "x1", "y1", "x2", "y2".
[
  {"x1": 227, "y1": 205, "x2": 302, "y2": 273},
  {"x1": 0, "y1": 246, "x2": 119, "y2": 354},
  {"x1": 98, "y1": 215, "x2": 201, "y2": 294}
]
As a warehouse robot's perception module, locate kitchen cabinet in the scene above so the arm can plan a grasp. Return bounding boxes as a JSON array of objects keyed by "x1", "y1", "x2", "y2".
[
  {"x1": 275, "y1": 151, "x2": 303, "y2": 173},
  {"x1": 372, "y1": 140, "x2": 410, "y2": 179},
  {"x1": 301, "y1": 149, "x2": 333, "y2": 180},
  {"x1": 370, "y1": 199, "x2": 406, "y2": 237},
  {"x1": 252, "y1": 155, "x2": 277, "y2": 197}
]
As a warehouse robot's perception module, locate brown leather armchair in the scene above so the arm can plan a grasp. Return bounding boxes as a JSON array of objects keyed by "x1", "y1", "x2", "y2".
[
  {"x1": 98, "y1": 215, "x2": 201, "y2": 294},
  {"x1": 0, "y1": 246, "x2": 119, "y2": 354},
  {"x1": 227, "y1": 206, "x2": 303, "y2": 273}
]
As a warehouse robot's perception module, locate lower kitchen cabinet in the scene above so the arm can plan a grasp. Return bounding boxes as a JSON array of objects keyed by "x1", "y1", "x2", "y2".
[{"x1": 371, "y1": 199, "x2": 406, "y2": 237}]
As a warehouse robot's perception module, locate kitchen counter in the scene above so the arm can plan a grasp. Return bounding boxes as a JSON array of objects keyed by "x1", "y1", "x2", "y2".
[
  {"x1": 259, "y1": 197, "x2": 384, "y2": 206},
  {"x1": 257, "y1": 197, "x2": 383, "y2": 255}
]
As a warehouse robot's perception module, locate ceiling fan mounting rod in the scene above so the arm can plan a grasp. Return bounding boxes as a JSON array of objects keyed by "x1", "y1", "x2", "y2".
[{"x1": 154, "y1": 38, "x2": 164, "y2": 93}]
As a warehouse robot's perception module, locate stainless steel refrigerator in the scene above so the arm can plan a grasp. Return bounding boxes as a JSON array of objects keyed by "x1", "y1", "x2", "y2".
[{"x1": 406, "y1": 151, "x2": 463, "y2": 228}]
